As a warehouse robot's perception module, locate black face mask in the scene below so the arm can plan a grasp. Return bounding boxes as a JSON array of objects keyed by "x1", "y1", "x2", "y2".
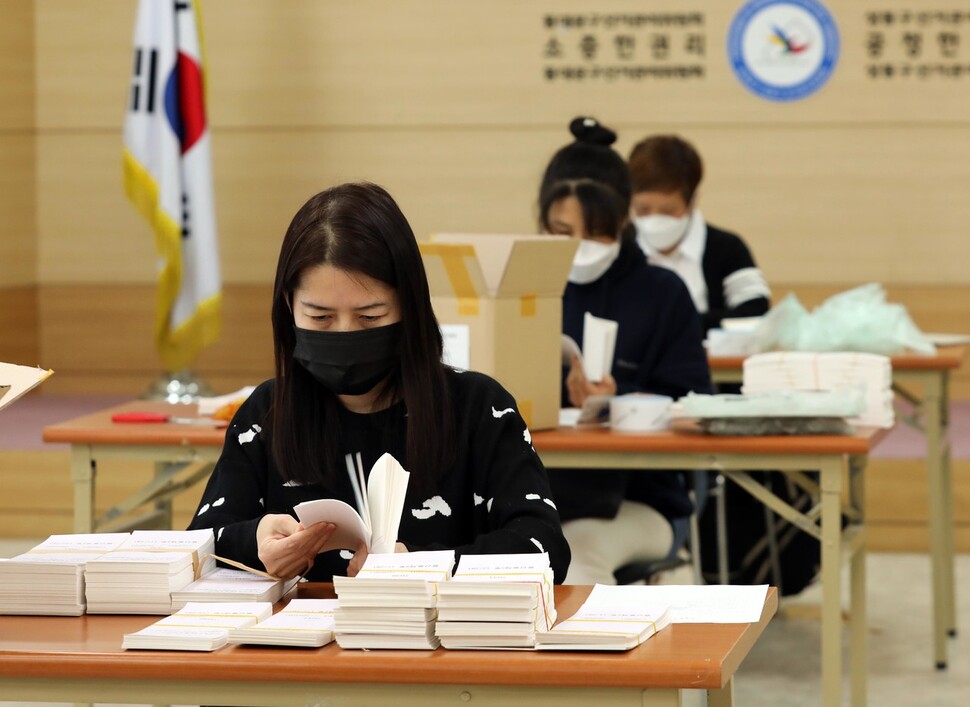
[{"x1": 292, "y1": 323, "x2": 402, "y2": 396}]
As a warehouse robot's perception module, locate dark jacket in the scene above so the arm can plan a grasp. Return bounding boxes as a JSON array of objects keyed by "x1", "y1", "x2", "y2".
[
  {"x1": 551, "y1": 238, "x2": 712, "y2": 523},
  {"x1": 700, "y1": 224, "x2": 770, "y2": 332}
]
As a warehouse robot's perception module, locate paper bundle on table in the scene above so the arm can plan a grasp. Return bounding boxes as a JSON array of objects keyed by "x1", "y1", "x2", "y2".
[
  {"x1": 536, "y1": 583, "x2": 670, "y2": 651},
  {"x1": 742, "y1": 351, "x2": 894, "y2": 428},
  {"x1": 229, "y1": 598, "x2": 338, "y2": 648},
  {"x1": 122, "y1": 601, "x2": 272, "y2": 651},
  {"x1": 434, "y1": 553, "x2": 556, "y2": 650},
  {"x1": 0, "y1": 533, "x2": 129, "y2": 616},
  {"x1": 84, "y1": 529, "x2": 215, "y2": 614},
  {"x1": 171, "y1": 567, "x2": 289, "y2": 611},
  {"x1": 332, "y1": 550, "x2": 454, "y2": 650}
]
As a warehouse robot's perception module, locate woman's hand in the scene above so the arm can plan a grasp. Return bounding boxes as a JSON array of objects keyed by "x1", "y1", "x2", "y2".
[
  {"x1": 256, "y1": 514, "x2": 336, "y2": 579},
  {"x1": 346, "y1": 542, "x2": 409, "y2": 577},
  {"x1": 566, "y1": 353, "x2": 617, "y2": 407}
]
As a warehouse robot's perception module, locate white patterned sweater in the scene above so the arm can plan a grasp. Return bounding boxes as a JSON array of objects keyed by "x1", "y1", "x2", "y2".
[{"x1": 188, "y1": 370, "x2": 570, "y2": 583}]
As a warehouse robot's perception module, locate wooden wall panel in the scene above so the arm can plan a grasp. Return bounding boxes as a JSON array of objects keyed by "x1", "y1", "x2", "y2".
[
  {"x1": 0, "y1": 1, "x2": 35, "y2": 289},
  {"x1": 35, "y1": 134, "x2": 155, "y2": 284},
  {"x1": 0, "y1": 135, "x2": 37, "y2": 287},
  {"x1": 30, "y1": 282, "x2": 970, "y2": 397},
  {"x1": 0, "y1": 0, "x2": 34, "y2": 130},
  {"x1": 35, "y1": 1, "x2": 970, "y2": 130},
  {"x1": 38, "y1": 283, "x2": 273, "y2": 394},
  {"x1": 33, "y1": 0, "x2": 132, "y2": 131},
  {"x1": 37, "y1": 126, "x2": 970, "y2": 286},
  {"x1": 0, "y1": 287, "x2": 39, "y2": 365}
]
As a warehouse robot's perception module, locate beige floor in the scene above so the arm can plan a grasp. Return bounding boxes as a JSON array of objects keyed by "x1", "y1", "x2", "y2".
[{"x1": 0, "y1": 539, "x2": 967, "y2": 706}]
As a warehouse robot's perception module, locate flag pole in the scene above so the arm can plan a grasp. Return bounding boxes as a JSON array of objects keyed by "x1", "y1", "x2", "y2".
[
  {"x1": 142, "y1": 370, "x2": 215, "y2": 403},
  {"x1": 124, "y1": 0, "x2": 222, "y2": 399}
]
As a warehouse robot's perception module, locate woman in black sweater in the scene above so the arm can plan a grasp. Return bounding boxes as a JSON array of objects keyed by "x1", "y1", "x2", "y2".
[
  {"x1": 189, "y1": 182, "x2": 570, "y2": 582},
  {"x1": 539, "y1": 118, "x2": 711, "y2": 585}
]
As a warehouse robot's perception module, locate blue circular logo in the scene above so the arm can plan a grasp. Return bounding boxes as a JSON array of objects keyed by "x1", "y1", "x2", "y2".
[{"x1": 728, "y1": 0, "x2": 840, "y2": 102}]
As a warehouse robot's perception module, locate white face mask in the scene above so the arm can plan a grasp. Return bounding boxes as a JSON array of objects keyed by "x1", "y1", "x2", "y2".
[
  {"x1": 633, "y1": 213, "x2": 691, "y2": 253},
  {"x1": 568, "y1": 238, "x2": 621, "y2": 285}
]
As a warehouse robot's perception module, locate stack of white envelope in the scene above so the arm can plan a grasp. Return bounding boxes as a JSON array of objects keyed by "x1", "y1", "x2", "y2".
[
  {"x1": 84, "y1": 529, "x2": 216, "y2": 614},
  {"x1": 332, "y1": 550, "x2": 454, "y2": 649},
  {"x1": 171, "y1": 568, "x2": 289, "y2": 611},
  {"x1": 0, "y1": 533, "x2": 129, "y2": 616},
  {"x1": 229, "y1": 598, "x2": 339, "y2": 648},
  {"x1": 742, "y1": 351, "x2": 894, "y2": 428},
  {"x1": 434, "y1": 553, "x2": 557, "y2": 650},
  {"x1": 536, "y1": 584, "x2": 671, "y2": 651},
  {"x1": 123, "y1": 601, "x2": 272, "y2": 651}
]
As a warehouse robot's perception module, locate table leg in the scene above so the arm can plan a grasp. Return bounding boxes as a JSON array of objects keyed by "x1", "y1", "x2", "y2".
[
  {"x1": 924, "y1": 372, "x2": 954, "y2": 669},
  {"x1": 70, "y1": 446, "x2": 95, "y2": 534},
  {"x1": 707, "y1": 676, "x2": 734, "y2": 707},
  {"x1": 819, "y1": 457, "x2": 846, "y2": 707},
  {"x1": 848, "y1": 455, "x2": 867, "y2": 707},
  {"x1": 154, "y1": 461, "x2": 176, "y2": 530}
]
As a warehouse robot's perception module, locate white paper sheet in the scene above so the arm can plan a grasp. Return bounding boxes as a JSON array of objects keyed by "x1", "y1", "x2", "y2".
[{"x1": 583, "y1": 584, "x2": 769, "y2": 624}]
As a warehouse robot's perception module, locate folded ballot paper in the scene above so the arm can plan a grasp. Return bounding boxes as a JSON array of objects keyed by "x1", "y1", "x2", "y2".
[
  {"x1": 171, "y1": 568, "x2": 292, "y2": 611},
  {"x1": 0, "y1": 361, "x2": 53, "y2": 412},
  {"x1": 536, "y1": 586, "x2": 671, "y2": 651},
  {"x1": 295, "y1": 452, "x2": 409, "y2": 554},
  {"x1": 561, "y1": 314, "x2": 618, "y2": 383},
  {"x1": 0, "y1": 533, "x2": 129, "y2": 616},
  {"x1": 434, "y1": 553, "x2": 556, "y2": 650},
  {"x1": 333, "y1": 550, "x2": 455, "y2": 649},
  {"x1": 84, "y1": 529, "x2": 216, "y2": 614},
  {"x1": 123, "y1": 601, "x2": 273, "y2": 651},
  {"x1": 229, "y1": 598, "x2": 338, "y2": 648}
]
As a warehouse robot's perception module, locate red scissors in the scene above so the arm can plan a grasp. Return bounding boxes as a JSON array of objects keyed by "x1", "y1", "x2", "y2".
[{"x1": 111, "y1": 411, "x2": 227, "y2": 427}]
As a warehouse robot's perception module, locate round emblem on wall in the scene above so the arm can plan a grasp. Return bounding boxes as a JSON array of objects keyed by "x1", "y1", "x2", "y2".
[{"x1": 727, "y1": 0, "x2": 840, "y2": 102}]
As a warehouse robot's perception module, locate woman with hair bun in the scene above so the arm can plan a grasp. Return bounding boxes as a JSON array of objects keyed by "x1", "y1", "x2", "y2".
[{"x1": 538, "y1": 118, "x2": 711, "y2": 585}]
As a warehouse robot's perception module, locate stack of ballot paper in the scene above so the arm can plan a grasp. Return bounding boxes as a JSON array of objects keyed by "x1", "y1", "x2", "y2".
[
  {"x1": 434, "y1": 553, "x2": 556, "y2": 650},
  {"x1": 85, "y1": 529, "x2": 216, "y2": 614},
  {"x1": 123, "y1": 601, "x2": 272, "y2": 651},
  {"x1": 171, "y1": 568, "x2": 290, "y2": 611},
  {"x1": 742, "y1": 351, "x2": 894, "y2": 428},
  {"x1": 332, "y1": 550, "x2": 454, "y2": 649},
  {"x1": 0, "y1": 533, "x2": 129, "y2": 616},
  {"x1": 229, "y1": 598, "x2": 339, "y2": 648},
  {"x1": 536, "y1": 585, "x2": 671, "y2": 651}
]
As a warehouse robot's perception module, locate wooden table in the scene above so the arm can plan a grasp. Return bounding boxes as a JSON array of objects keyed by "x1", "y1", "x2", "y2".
[
  {"x1": 0, "y1": 584, "x2": 777, "y2": 707},
  {"x1": 44, "y1": 402, "x2": 881, "y2": 706},
  {"x1": 709, "y1": 345, "x2": 965, "y2": 670},
  {"x1": 43, "y1": 401, "x2": 224, "y2": 534},
  {"x1": 532, "y1": 425, "x2": 886, "y2": 707}
]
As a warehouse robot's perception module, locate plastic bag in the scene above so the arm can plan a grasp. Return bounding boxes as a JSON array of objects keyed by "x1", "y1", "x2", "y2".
[{"x1": 753, "y1": 284, "x2": 935, "y2": 356}]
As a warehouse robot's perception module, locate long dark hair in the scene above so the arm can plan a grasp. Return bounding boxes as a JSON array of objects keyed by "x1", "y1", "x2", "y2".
[{"x1": 270, "y1": 182, "x2": 453, "y2": 485}]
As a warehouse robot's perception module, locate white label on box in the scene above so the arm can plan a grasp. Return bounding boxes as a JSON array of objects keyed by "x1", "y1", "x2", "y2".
[{"x1": 441, "y1": 324, "x2": 470, "y2": 370}]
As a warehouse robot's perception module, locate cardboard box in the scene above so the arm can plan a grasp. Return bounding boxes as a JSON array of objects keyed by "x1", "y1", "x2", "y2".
[{"x1": 420, "y1": 234, "x2": 577, "y2": 430}]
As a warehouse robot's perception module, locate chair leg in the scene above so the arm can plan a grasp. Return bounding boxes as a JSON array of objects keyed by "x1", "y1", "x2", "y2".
[
  {"x1": 764, "y1": 504, "x2": 784, "y2": 594},
  {"x1": 689, "y1": 505, "x2": 703, "y2": 584},
  {"x1": 715, "y1": 474, "x2": 730, "y2": 585}
]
